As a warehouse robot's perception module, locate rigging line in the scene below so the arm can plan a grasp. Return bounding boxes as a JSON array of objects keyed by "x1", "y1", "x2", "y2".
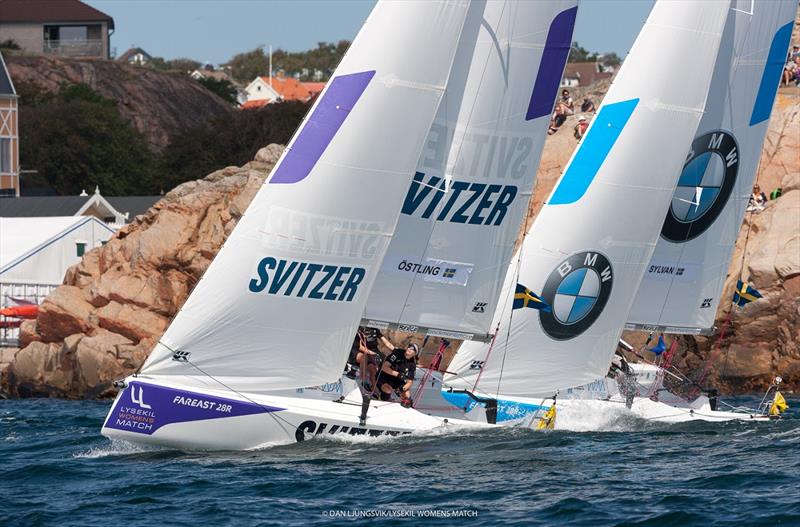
[
  {"x1": 179, "y1": 358, "x2": 301, "y2": 440},
  {"x1": 396, "y1": 0, "x2": 510, "y2": 327},
  {"x1": 493, "y1": 203, "x2": 532, "y2": 397}
]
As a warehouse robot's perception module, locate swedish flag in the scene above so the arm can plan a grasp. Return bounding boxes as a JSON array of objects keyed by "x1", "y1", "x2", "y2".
[
  {"x1": 513, "y1": 284, "x2": 551, "y2": 312},
  {"x1": 733, "y1": 280, "x2": 762, "y2": 307}
]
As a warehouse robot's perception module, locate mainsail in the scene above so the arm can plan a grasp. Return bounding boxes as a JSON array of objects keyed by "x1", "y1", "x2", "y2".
[
  {"x1": 138, "y1": 1, "x2": 471, "y2": 392},
  {"x1": 446, "y1": 0, "x2": 731, "y2": 397},
  {"x1": 363, "y1": 1, "x2": 578, "y2": 341},
  {"x1": 626, "y1": 0, "x2": 797, "y2": 334}
]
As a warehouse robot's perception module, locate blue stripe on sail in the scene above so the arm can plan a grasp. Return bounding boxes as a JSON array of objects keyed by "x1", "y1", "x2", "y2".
[
  {"x1": 549, "y1": 98, "x2": 639, "y2": 205},
  {"x1": 526, "y1": 6, "x2": 578, "y2": 120},
  {"x1": 749, "y1": 21, "x2": 793, "y2": 126}
]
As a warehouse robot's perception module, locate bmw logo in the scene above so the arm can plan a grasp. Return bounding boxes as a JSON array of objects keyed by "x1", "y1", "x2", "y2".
[
  {"x1": 661, "y1": 130, "x2": 739, "y2": 243},
  {"x1": 540, "y1": 251, "x2": 613, "y2": 340}
]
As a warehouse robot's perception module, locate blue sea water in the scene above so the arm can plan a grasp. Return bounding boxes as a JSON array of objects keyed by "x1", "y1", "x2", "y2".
[{"x1": 1, "y1": 396, "x2": 799, "y2": 526}]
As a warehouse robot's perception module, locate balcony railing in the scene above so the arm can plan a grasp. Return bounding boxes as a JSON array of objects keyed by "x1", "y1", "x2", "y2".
[{"x1": 43, "y1": 39, "x2": 104, "y2": 58}]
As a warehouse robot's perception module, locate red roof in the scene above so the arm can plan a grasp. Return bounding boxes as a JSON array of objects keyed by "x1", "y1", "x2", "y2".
[
  {"x1": 0, "y1": 0, "x2": 114, "y2": 28},
  {"x1": 302, "y1": 82, "x2": 325, "y2": 96},
  {"x1": 259, "y1": 76, "x2": 314, "y2": 101},
  {"x1": 563, "y1": 62, "x2": 612, "y2": 86},
  {"x1": 241, "y1": 99, "x2": 270, "y2": 110}
]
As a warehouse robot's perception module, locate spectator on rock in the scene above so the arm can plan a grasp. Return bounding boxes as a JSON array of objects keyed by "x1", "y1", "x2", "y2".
[
  {"x1": 574, "y1": 115, "x2": 589, "y2": 141},
  {"x1": 580, "y1": 97, "x2": 596, "y2": 113},
  {"x1": 548, "y1": 103, "x2": 568, "y2": 135},
  {"x1": 746, "y1": 184, "x2": 768, "y2": 213},
  {"x1": 783, "y1": 57, "x2": 798, "y2": 86},
  {"x1": 560, "y1": 89, "x2": 575, "y2": 115}
]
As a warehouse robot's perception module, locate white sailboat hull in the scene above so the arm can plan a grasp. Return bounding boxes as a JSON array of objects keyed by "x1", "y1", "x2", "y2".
[
  {"x1": 557, "y1": 395, "x2": 774, "y2": 424},
  {"x1": 101, "y1": 374, "x2": 512, "y2": 450},
  {"x1": 557, "y1": 364, "x2": 774, "y2": 424}
]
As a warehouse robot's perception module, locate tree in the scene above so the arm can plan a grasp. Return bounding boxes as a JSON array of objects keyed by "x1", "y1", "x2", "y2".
[
  {"x1": 0, "y1": 39, "x2": 20, "y2": 50},
  {"x1": 19, "y1": 84, "x2": 159, "y2": 195},
  {"x1": 568, "y1": 41, "x2": 597, "y2": 63},
  {"x1": 228, "y1": 48, "x2": 267, "y2": 83},
  {"x1": 196, "y1": 77, "x2": 238, "y2": 105},
  {"x1": 159, "y1": 100, "x2": 308, "y2": 189},
  {"x1": 599, "y1": 52, "x2": 622, "y2": 69}
]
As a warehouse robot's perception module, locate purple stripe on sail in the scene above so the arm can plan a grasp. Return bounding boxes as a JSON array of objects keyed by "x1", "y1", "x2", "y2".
[
  {"x1": 526, "y1": 6, "x2": 577, "y2": 121},
  {"x1": 270, "y1": 70, "x2": 376, "y2": 184}
]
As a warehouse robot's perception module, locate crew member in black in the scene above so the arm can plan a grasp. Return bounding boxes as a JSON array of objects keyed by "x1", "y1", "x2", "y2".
[
  {"x1": 346, "y1": 327, "x2": 386, "y2": 386},
  {"x1": 376, "y1": 340, "x2": 418, "y2": 407}
]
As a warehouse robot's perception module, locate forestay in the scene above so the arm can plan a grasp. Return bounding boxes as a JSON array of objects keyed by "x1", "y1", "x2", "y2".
[
  {"x1": 446, "y1": 0, "x2": 731, "y2": 397},
  {"x1": 363, "y1": 0, "x2": 578, "y2": 341},
  {"x1": 626, "y1": 0, "x2": 797, "y2": 335},
  {"x1": 139, "y1": 1, "x2": 470, "y2": 392}
]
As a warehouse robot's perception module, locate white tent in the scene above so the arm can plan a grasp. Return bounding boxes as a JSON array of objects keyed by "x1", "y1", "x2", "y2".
[{"x1": 0, "y1": 216, "x2": 115, "y2": 286}]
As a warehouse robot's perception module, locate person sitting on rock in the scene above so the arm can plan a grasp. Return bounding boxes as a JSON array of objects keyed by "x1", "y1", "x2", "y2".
[
  {"x1": 560, "y1": 89, "x2": 575, "y2": 115},
  {"x1": 548, "y1": 103, "x2": 568, "y2": 135},
  {"x1": 746, "y1": 184, "x2": 768, "y2": 213},
  {"x1": 574, "y1": 115, "x2": 589, "y2": 141},
  {"x1": 580, "y1": 97, "x2": 596, "y2": 113},
  {"x1": 376, "y1": 339, "x2": 418, "y2": 407}
]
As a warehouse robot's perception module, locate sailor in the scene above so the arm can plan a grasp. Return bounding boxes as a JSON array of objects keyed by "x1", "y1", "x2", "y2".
[
  {"x1": 346, "y1": 327, "x2": 383, "y2": 386},
  {"x1": 376, "y1": 340, "x2": 418, "y2": 407},
  {"x1": 608, "y1": 350, "x2": 636, "y2": 409}
]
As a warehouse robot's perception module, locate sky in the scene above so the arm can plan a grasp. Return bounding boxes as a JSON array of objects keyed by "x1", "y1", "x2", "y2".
[{"x1": 86, "y1": 0, "x2": 656, "y2": 65}]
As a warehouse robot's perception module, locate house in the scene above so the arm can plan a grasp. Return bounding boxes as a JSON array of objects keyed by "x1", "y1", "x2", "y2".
[
  {"x1": 0, "y1": 187, "x2": 161, "y2": 227},
  {"x1": 243, "y1": 74, "x2": 322, "y2": 108},
  {"x1": 0, "y1": 216, "x2": 114, "y2": 284},
  {"x1": 561, "y1": 62, "x2": 613, "y2": 88},
  {"x1": 302, "y1": 82, "x2": 325, "y2": 100},
  {"x1": 118, "y1": 47, "x2": 151, "y2": 66},
  {"x1": 0, "y1": 215, "x2": 115, "y2": 343},
  {"x1": 0, "y1": 52, "x2": 18, "y2": 197},
  {"x1": 0, "y1": 0, "x2": 114, "y2": 59}
]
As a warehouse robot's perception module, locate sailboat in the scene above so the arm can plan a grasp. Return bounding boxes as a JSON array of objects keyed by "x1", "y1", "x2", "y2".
[
  {"x1": 444, "y1": 0, "x2": 734, "y2": 421},
  {"x1": 101, "y1": 0, "x2": 580, "y2": 450},
  {"x1": 447, "y1": 0, "x2": 796, "y2": 425},
  {"x1": 560, "y1": 0, "x2": 796, "y2": 423}
]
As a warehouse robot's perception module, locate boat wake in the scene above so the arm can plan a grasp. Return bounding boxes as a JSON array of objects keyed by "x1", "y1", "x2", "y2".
[
  {"x1": 555, "y1": 400, "x2": 655, "y2": 432},
  {"x1": 74, "y1": 439, "x2": 161, "y2": 459}
]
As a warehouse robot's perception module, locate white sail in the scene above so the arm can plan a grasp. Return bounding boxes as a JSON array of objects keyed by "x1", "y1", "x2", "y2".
[
  {"x1": 626, "y1": 0, "x2": 797, "y2": 334},
  {"x1": 363, "y1": 1, "x2": 578, "y2": 341},
  {"x1": 446, "y1": 0, "x2": 731, "y2": 397},
  {"x1": 139, "y1": 1, "x2": 471, "y2": 392}
]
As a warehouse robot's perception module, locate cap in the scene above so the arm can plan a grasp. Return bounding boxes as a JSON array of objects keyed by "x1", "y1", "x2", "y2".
[{"x1": 407, "y1": 343, "x2": 419, "y2": 353}]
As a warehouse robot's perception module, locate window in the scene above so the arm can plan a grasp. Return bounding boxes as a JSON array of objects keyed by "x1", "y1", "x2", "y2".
[
  {"x1": 76, "y1": 242, "x2": 86, "y2": 257},
  {"x1": 0, "y1": 138, "x2": 10, "y2": 173}
]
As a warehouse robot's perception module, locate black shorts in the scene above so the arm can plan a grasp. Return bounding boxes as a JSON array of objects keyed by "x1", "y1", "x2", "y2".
[{"x1": 378, "y1": 373, "x2": 405, "y2": 391}]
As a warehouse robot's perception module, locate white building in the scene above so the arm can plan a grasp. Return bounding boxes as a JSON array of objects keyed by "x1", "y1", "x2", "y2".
[{"x1": 0, "y1": 216, "x2": 114, "y2": 286}]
